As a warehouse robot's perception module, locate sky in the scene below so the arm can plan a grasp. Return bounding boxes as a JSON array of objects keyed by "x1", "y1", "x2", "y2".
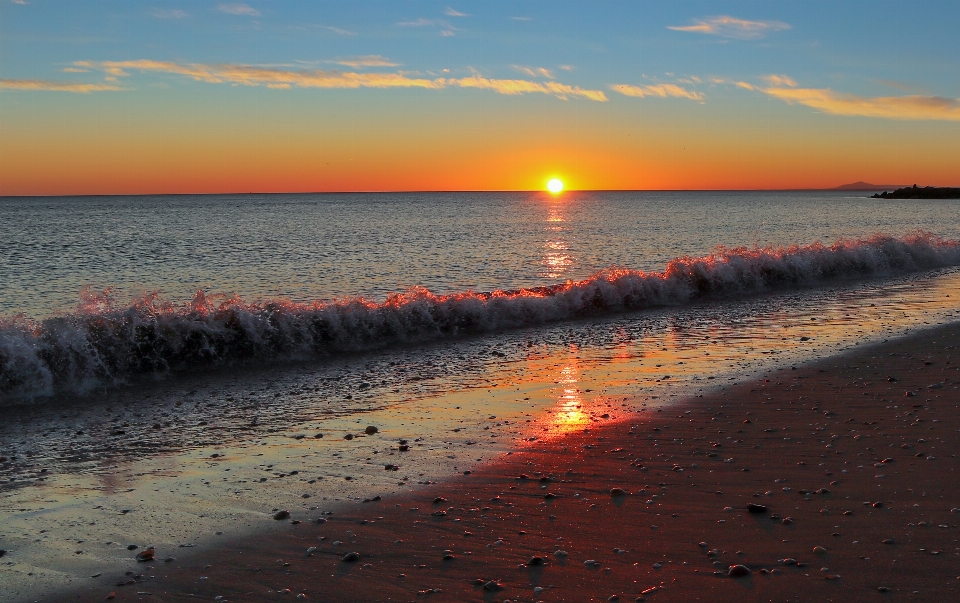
[{"x1": 1, "y1": 0, "x2": 959, "y2": 195}]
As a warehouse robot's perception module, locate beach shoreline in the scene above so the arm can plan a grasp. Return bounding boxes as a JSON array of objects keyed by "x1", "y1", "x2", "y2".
[{"x1": 19, "y1": 320, "x2": 959, "y2": 603}]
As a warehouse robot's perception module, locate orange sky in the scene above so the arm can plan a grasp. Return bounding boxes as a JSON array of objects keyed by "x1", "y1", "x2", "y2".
[
  {"x1": 4, "y1": 93, "x2": 957, "y2": 195},
  {"x1": 2, "y1": 2, "x2": 960, "y2": 195}
]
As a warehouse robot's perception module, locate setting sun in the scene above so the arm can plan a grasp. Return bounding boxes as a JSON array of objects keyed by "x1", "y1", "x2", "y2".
[{"x1": 547, "y1": 178, "x2": 564, "y2": 193}]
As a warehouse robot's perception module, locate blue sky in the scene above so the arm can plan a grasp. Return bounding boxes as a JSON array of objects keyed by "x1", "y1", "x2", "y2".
[{"x1": 2, "y1": 1, "x2": 959, "y2": 193}]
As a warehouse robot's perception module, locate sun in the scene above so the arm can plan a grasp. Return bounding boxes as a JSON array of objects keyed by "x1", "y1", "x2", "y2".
[{"x1": 547, "y1": 178, "x2": 564, "y2": 193}]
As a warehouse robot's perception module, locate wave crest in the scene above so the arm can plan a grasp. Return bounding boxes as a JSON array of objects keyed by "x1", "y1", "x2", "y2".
[{"x1": 2, "y1": 232, "x2": 958, "y2": 401}]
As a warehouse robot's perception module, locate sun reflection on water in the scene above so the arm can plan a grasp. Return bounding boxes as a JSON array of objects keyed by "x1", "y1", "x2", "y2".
[{"x1": 540, "y1": 205, "x2": 574, "y2": 279}]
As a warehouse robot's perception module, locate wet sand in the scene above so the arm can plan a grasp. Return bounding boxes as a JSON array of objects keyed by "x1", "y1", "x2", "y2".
[{"x1": 36, "y1": 323, "x2": 960, "y2": 602}]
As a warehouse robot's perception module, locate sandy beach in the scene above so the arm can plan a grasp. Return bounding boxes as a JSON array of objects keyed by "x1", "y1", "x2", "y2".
[{"x1": 28, "y1": 320, "x2": 959, "y2": 603}]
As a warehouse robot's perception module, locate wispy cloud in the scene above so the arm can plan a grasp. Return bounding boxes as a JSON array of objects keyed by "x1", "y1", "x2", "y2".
[
  {"x1": 75, "y1": 60, "x2": 442, "y2": 90},
  {"x1": 761, "y1": 74, "x2": 797, "y2": 87},
  {"x1": 454, "y1": 75, "x2": 607, "y2": 101},
  {"x1": 152, "y1": 8, "x2": 187, "y2": 19},
  {"x1": 396, "y1": 18, "x2": 434, "y2": 27},
  {"x1": 512, "y1": 65, "x2": 554, "y2": 79},
  {"x1": 610, "y1": 83, "x2": 704, "y2": 102},
  {"x1": 218, "y1": 3, "x2": 259, "y2": 16},
  {"x1": 511, "y1": 16, "x2": 531, "y2": 22},
  {"x1": 62, "y1": 67, "x2": 90, "y2": 73},
  {"x1": 749, "y1": 83, "x2": 960, "y2": 121},
  {"x1": 334, "y1": 55, "x2": 399, "y2": 68},
  {"x1": 396, "y1": 16, "x2": 458, "y2": 37},
  {"x1": 444, "y1": 7, "x2": 468, "y2": 17},
  {"x1": 74, "y1": 59, "x2": 608, "y2": 101},
  {"x1": 0, "y1": 79, "x2": 123, "y2": 93},
  {"x1": 11, "y1": 0, "x2": 29, "y2": 4},
  {"x1": 323, "y1": 25, "x2": 355, "y2": 36},
  {"x1": 669, "y1": 15, "x2": 790, "y2": 40}
]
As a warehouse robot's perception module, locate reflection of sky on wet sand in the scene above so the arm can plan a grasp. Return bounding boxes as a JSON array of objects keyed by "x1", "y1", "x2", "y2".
[{"x1": 550, "y1": 354, "x2": 588, "y2": 434}]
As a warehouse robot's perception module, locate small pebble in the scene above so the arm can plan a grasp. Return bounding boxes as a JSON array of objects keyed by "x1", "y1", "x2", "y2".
[
  {"x1": 135, "y1": 547, "x2": 155, "y2": 562},
  {"x1": 728, "y1": 565, "x2": 751, "y2": 578}
]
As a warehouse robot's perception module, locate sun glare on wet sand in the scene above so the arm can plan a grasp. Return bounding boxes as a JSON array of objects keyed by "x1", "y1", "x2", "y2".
[{"x1": 547, "y1": 178, "x2": 564, "y2": 193}]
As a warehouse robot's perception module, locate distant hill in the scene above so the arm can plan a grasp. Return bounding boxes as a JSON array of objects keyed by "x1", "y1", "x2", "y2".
[{"x1": 832, "y1": 181, "x2": 909, "y2": 191}]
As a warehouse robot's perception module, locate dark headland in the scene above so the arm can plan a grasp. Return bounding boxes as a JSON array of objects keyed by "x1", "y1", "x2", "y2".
[{"x1": 872, "y1": 185, "x2": 960, "y2": 199}]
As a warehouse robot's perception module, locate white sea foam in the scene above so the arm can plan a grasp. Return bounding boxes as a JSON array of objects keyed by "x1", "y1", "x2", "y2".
[{"x1": 2, "y1": 232, "x2": 958, "y2": 402}]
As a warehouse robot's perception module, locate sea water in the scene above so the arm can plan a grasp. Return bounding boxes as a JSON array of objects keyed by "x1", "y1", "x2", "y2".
[
  {"x1": 2, "y1": 190, "x2": 960, "y2": 400},
  {"x1": 2, "y1": 191, "x2": 960, "y2": 597}
]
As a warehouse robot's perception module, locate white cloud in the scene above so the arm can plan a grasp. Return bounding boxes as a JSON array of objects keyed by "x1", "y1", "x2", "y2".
[
  {"x1": 218, "y1": 3, "x2": 259, "y2": 16},
  {"x1": 610, "y1": 83, "x2": 704, "y2": 102},
  {"x1": 74, "y1": 59, "x2": 609, "y2": 101},
  {"x1": 744, "y1": 81, "x2": 960, "y2": 121},
  {"x1": 11, "y1": 0, "x2": 29, "y2": 5},
  {"x1": 396, "y1": 18, "x2": 434, "y2": 27},
  {"x1": 334, "y1": 55, "x2": 399, "y2": 68},
  {"x1": 761, "y1": 74, "x2": 797, "y2": 87},
  {"x1": 512, "y1": 65, "x2": 554, "y2": 79},
  {"x1": 0, "y1": 79, "x2": 123, "y2": 93},
  {"x1": 396, "y1": 16, "x2": 459, "y2": 36},
  {"x1": 444, "y1": 7, "x2": 469, "y2": 17},
  {"x1": 454, "y1": 75, "x2": 607, "y2": 101},
  {"x1": 669, "y1": 15, "x2": 790, "y2": 40}
]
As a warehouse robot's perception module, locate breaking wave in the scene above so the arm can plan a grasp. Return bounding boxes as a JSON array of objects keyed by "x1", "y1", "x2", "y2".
[{"x1": 2, "y1": 232, "x2": 959, "y2": 402}]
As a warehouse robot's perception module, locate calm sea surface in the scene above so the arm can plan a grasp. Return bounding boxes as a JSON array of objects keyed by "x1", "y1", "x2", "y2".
[{"x1": 3, "y1": 190, "x2": 959, "y2": 318}]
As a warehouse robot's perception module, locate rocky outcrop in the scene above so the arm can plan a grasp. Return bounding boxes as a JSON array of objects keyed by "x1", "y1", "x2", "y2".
[{"x1": 872, "y1": 185, "x2": 960, "y2": 199}]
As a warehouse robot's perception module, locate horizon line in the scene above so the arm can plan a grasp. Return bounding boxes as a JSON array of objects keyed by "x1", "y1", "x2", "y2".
[{"x1": 2, "y1": 186, "x2": 940, "y2": 199}]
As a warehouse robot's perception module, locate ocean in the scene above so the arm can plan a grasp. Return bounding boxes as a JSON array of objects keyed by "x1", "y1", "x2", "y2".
[
  {"x1": 3, "y1": 190, "x2": 960, "y2": 400},
  {"x1": 2, "y1": 190, "x2": 960, "y2": 595}
]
